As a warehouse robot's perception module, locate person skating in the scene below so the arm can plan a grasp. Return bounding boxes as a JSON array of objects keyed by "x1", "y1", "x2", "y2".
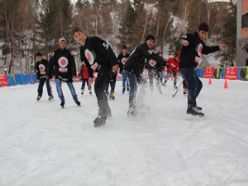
[
  {"x1": 163, "y1": 54, "x2": 179, "y2": 89},
  {"x1": 145, "y1": 49, "x2": 166, "y2": 94},
  {"x1": 180, "y1": 22, "x2": 227, "y2": 117},
  {"x1": 78, "y1": 62, "x2": 92, "y2": 95},
  {"x1": 47, "y1": 38, "x2": 80, "y2": 108},
  {"x1": 34, "y1": 52, "x2": 53, "y2": 101},
  {"x1": 117, "y1": 45, "x2": 130, "y2": 94},
  {"x1": 124, "y1": 34, "x2": 164, "y2": 116},
  {"x1": 73, "y1": 27, "x2": 119, "y2": 127}
]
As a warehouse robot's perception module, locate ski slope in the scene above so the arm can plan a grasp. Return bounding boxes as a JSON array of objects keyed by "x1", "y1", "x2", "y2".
[{"x1": 0, "y1": 78, "x2": 248, "y2": 186}]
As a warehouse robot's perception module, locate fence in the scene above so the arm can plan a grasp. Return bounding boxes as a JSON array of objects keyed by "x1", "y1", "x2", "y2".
[{"x1": 0, "y1": 66, "x2": 248, "y2": 88}]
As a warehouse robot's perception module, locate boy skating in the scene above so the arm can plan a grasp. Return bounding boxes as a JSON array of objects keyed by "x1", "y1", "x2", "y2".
[
  {"x1": 47, "y1": 38, "x2": 80, "y2": 108},
  {"x1": 34, "y1": 52, "x2": 53, "y2": 101}
]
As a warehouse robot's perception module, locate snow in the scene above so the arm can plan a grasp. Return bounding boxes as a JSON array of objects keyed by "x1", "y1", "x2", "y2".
[{"x1": 0, "y1": 78, "x2": 248, "y2": 186}]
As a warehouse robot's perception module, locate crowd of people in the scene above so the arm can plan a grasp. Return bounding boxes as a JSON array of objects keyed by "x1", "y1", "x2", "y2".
[{"x1": 34, "y1": 22, "x2": 227, "y2": 127}]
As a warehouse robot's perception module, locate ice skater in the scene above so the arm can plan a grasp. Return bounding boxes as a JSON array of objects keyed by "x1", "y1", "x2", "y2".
[
  {"x1": 73, "y1": 27, "x2": 119, "y2": 127},
  {"x1": 78, "y1": 62, "x2": 92, "y2": 95},
  {"x1": 47, "y1": 38, "x2": 80, "y2": 108},
  {"x1": 180, "y1": 22, "x2": 227, "y2": 116},
  {"x1": 34, "y1": 52, "x2": 53, "y2": 101},
  {"x1": 124, "y1": 34, "x2": 164, "y2": 116},
  {"x1": 117, "y1": 45, "x2": 130, "y2": 94}
]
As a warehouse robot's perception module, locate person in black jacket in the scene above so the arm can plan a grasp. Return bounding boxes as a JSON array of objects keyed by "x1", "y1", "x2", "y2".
[
  {"x1": 145, "y1": 49, "x2": 166, "y2": 94},
  {"x1": 180, "y1": 22, "x2": 227, "y2": 116},
  {"x1": 47, "y1": 38, "x2": 80, "y2": 108},
  {"x1": 117, "y1": 45, "x2": 130, "y2": 94},
  {"x1": 73, "y1": 27, "x2": 119, "y2": 127},
  {"x1": 124, "y1": 35, "x2": 164, "y2": 116},
  {"x1": 35, "y1": 52, "x2": 53, "y2": 101}
]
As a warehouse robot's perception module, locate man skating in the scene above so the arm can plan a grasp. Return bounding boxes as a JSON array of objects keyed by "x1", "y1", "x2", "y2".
[
  {"x1": 180, "y1": 22, "x2": 227, "y2": 117},
  {"x1": 73, "y1": 27, "x2": 119, "y2": 127},
  {"x1": 124, "y1": 35, "x2": 164, "y2": 116},
  {"x1": 47, "y1": 38, "x2": 80, "y2": 108}
]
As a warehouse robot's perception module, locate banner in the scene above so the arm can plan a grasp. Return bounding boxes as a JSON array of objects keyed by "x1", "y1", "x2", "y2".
[
  {"x1": 0, "y1": 74, "x2": 8, "y2": 87},
  {"x1": 204, "y1": 66, "x2": 215, "y2": 78},
  {"x1": 225, "y1": 67, "x2": 238, "y2": 80}
]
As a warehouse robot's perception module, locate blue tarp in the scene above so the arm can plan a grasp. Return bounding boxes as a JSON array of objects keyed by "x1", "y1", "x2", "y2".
[{"x1": 6, "y1": 74, "x2": 37, "y2": 86}]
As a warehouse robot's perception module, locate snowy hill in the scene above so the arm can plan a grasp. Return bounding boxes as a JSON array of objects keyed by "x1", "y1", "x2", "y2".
[{"x1": 0, "y1": 78, "x2": 248, "y2": 186}]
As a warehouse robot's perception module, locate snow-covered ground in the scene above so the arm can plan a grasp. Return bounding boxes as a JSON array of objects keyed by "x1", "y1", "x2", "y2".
[{"x1": 0, "y1": 78, "x2": 248, "y2": 186}]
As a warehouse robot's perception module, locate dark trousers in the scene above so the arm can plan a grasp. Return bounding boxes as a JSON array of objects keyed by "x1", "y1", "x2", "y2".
[
  {"x1": 37, "y1": 78, "x2": 52, "y2": 97},
  {"x1": 180, "y1": 68, "x2": 202, "y2": 107},
  {"x1": 95, "y1": 67, "x2": 111, "y2": 117},
  {"x1": 105, "y1": 73, "x2": 117, "y2": 93},
  {"x1": 81, "y1": 78, "x2": 91, "y2": 90},
  {"x1": 148, "y1": 69, "x2": 162, "y2": 92}
]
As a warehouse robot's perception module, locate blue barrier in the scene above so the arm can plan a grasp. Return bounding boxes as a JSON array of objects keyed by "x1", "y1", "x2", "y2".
[{"x1": 6, "y1": 74, "x2": 38, "y2": 86}]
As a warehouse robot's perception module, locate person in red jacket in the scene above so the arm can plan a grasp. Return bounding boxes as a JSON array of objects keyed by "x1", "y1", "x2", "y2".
[
  {"x1": 163, "y1": 54, "x2": 179, "y2": 89},
  {"x1": 78, "y1": 62, "x2": 92, "y2": 95}
]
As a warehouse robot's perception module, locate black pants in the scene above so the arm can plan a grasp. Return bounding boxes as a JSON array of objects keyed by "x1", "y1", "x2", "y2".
[
  {"x1": 105, "y1": 73, "x2": 117, "y2": 93},
  {"x1": 94, "y1": 67, "x2": 111, "y2": 117},
  {"x1": 38, "y1": 78, "x2": 52, "y2": 97}
]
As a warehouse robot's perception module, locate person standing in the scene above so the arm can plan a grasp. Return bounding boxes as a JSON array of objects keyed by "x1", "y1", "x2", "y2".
[
  {"x1": 180, "y1": 22, "x2": 227, "y2": 116},
  {"x1": 47, "y1": 38, "x2": 80, "y2": 108},
  {"x1": 78, "y1": 62, "x2": 92, "y2": 95},
  {"x1": 163, "y1": 55, "x2": 179, "y2": 89},
  {"x1": 73, "y1": 27, "x2": 119, "y2": 127},
  {"x1": 117, "y1": 45, "x2": 130, "y2": 94},
  {"x1": 35, "y1": 52, "x2": 53, "y2": 101}
]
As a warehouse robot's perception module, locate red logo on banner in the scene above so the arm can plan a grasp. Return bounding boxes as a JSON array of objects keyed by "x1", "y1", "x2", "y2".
[
  {"x1": 225, "y1": 67, "x2": 238, "y2": 80},
  {"x1": 0, "y1": 74, "x2": 8, "y2": 87},
  {"x1": 204, "y1": 67, "x2": 215, "y2": 78}
]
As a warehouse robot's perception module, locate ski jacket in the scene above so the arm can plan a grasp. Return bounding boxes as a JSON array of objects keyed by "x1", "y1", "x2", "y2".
[
  {"x1": 79, "y1": 63, "x2": 89, "y2": 80},
  {"x1": 35, "y1": 59, "x2": 49, "y2": 79},
  {"x1": 47, "y1": 48, "x2": 76, "y2": 82},
  {"x1": 80, "y1": 36, "x2": 118, "y2": 78},
  {"x1": 117, "y1": 53, "x2": 130, "y2": 73},
  {"x1": 124, "y1": 43, "x2": 156, "y2": 75},
  {"x1": 145, "y1": 53, "x2": 166, "y2": 72},
  {"x1": 166, "y1": 57, "x2": 179, "y2": 73},
  {"x1": 179, "y1": 32, "x2": 220, "y2": 69}
]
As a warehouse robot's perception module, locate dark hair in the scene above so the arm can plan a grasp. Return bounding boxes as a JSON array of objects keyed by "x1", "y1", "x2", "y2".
[
  {"x1": 122, "y1": 45, "x2": 127, "y2": 49},
  {"x1": 73, "y1": 27, "x2": 82, "y2": 33},
  {"x1": 35, "y1": 52, "x2": 42, "y2": 57},
  {"x1": 145, "y1": 34, "x2": 155, "y2": 42},
  {"x1": 198, "y1": 22, "x2": 209, "y2": 32}
]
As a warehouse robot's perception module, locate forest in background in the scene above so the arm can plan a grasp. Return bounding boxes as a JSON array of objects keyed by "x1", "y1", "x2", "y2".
[{"x1": 0, "y1": 0, "x2": 236, "y2": 74}]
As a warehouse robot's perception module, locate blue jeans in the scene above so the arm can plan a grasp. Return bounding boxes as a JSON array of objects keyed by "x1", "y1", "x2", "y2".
[
  {"x1": 180, "y1": 68, "x2": 202, "y2": 107},
  {"x1": 55, "y1": 79, "x2": 78, "y2": 103},
  {"x1": 122, "y1": 71, "x2": 129, "y2": 89},
  {"x1": 127, "y1": 71, "x2": 147, "y2": 109}
]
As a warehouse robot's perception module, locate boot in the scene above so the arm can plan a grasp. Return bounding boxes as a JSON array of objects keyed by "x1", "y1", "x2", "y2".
[
  {"x1": 60, "y1": 101, "x2": 65, "y2": 108},
  {"x1": 183, "y1": 88, "x2": 187, "y2": 95},
  {"x1": 94, "y1": 115, "x2": 107, "y2": 127},
  {"x1": 76, "y1": 101, "x2": 81, "y2": 106},
  {"x1": 110, "y1": 91, "x2": 115, "y2": 100},
  {"x1": 48, "y1": 95, "x2": 54, "y2": 101},
  {"x1": 37, "y1": 95, "x2": 41, "y2": 101},
  {"x1": 122, "y1": 87, "x2": 125, "y2": 94},
  {"x1": 186, "y1": 105, "x2": 204, "y2": 117},
  {"x1": 127, "y1": 106, "x2": 137, "y2": 117}
]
